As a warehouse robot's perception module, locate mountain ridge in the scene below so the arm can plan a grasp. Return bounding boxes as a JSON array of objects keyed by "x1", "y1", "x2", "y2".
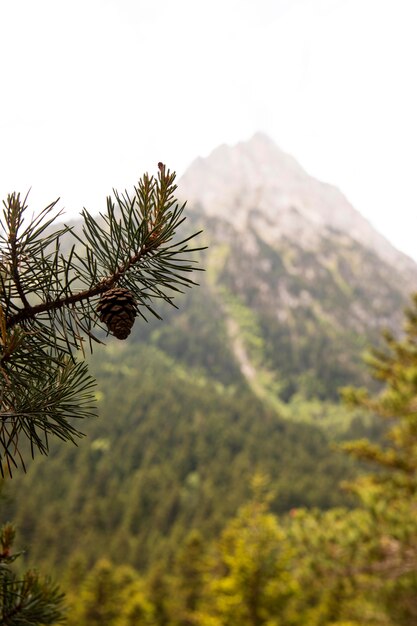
[{"x1": 179, "y1": 132, "x2": 417, "y2": 287}]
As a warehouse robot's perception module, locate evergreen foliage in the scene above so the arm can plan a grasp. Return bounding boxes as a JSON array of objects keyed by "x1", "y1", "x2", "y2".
[
  {"x1": 0, "y1": 522, "x2": 65, "y2": 625},
  {"x1": 0, "y1": 164, "x2": 202, "y2": 474},
  {"x1": 0, "y1": 166, "x2": 202, "y2": 624}
]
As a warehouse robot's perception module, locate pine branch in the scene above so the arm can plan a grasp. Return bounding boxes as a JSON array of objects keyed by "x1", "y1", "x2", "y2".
[
  {"x1": 4, "y1": 220, "x2": 162, "y2": 331},
  {"x1": 0, "y1": 355, "x2": 96, "y2": 476},
  {"x1": 8, "y1": 223, "x2": 30, "y2": 312},
  {"x1": 0, "y1": 164, "x2": 204, "y2": 472},
  {"x1": 0, "y1": 524, "x2": 65, "y2": 624},
  {"x1": 0, "y1": 569, "x2": 65, "y2": 625},
  {"x1": 4, "y1": 166, "x2": 202, "y2": 338}
]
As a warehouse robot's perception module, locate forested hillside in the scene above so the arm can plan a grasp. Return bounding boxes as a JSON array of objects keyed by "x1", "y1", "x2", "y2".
[{"x1": 6, "y1": 339, "x2": 362, "y2": 575}]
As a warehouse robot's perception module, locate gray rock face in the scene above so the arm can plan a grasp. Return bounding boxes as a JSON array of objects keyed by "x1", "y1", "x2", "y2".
[{"x1": 179, "y1": 133, "x2": 417, "y2": 288}]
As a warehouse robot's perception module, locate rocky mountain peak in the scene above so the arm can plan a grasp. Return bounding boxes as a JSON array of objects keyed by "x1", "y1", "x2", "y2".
[{"x1": 179, "y1": 133, "x2": 417, "y2": 285}]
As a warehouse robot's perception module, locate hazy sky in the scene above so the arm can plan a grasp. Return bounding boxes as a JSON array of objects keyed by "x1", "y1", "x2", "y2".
[{"x1": 1, "y1": 0, "x2": 416, "y2": 260}]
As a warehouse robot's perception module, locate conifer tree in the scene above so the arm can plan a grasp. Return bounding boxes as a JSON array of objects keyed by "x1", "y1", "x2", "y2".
[
  {"x1": 286, "y1": 295, "x2": 417, "y2": 624},
  {"x1": 340, "y1": 293, "x2": 417, "y2": 623},
  {"x1": 267, "y1": 294, "x2": 417, "y2": 625},
  {"x1": 0, "y1": 165, "x2": 202, "y2": 624},
  {"x1": 203, "y1": 474, "x2": 295, "y2": 626}
]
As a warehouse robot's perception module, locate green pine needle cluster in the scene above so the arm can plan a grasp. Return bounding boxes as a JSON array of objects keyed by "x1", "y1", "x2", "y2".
[
  {"x1": 0, "y1": 165, "x2": 202, "y2": 475},
  {"x1": 0, "y1": 522, "x2": 65, "y2": 625}
]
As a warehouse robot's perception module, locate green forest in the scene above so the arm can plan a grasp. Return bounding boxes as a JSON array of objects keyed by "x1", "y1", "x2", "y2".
[
  {"x1": 47, "y1": 298, "x2": 417, "y2": 624},
  {"x1": 1, "y1": 167, "x2": 417, "y2": 625}
]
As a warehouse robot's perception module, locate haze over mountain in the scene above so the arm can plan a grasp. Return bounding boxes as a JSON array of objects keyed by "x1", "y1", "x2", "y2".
[{"x1": 180, "y1": 132, "x2": 416, "y2": 285}]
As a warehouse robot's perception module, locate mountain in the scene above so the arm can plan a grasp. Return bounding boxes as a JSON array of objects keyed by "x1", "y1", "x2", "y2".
[
  {"x1": 170, "y1": 133, "x2": 417, "y2": 401},
  {"x1": 180, "y1": 132, "x2": 416, "y2": 284},
  {"x1": 5, "y1": 134, "x2": 417, "y2": 575}
]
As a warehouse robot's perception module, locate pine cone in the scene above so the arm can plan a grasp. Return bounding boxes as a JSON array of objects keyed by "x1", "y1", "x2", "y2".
[{"x1": 97, "y1": 287, "x2": 137, "y2": 340}]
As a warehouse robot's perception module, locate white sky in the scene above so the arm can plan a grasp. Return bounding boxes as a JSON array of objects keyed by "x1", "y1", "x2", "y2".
[{"x1": 1, "y1": 0, "x2": 416, "y2": 260}]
